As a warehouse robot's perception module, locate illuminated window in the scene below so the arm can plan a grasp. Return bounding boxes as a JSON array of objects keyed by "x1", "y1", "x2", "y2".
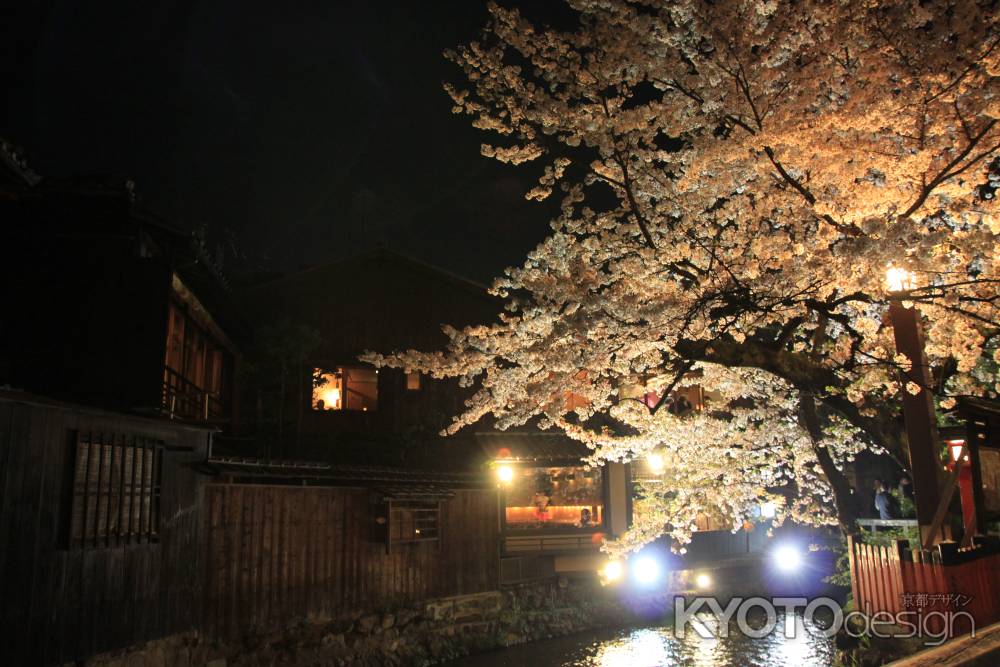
[
  {"x1": 406, "y1": 371, "x2": 421, "y2": 391},
  {"x1": 163, "y1": 300, "x2": 231, "y2": 421},
  {"x1": 502, "y1": 466, "x2": 603, "y2": 530},
  {"x1": 312, "y1": 367, "x2": 378, "y2": 411}
]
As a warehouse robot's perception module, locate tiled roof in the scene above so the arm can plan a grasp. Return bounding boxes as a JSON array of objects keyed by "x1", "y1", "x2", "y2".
[
  {"x1": 476, "y1": 430, "x2": 590, "y2": 463},
  {"x1": 197, "y1": 456, "x2": 488, "y2": 488}
]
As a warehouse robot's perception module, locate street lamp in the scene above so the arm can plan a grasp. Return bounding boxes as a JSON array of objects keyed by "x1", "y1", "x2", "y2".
[
  {"x1": 885, "y1": 266, "x2": 915, "y2": 292},
  {"x1": 496, "y1": 465, "x2": 514, "y2": 484},
  {"x1": 601, "y1": 560, "x2": 624, "y2": 583},
  {"x1": 885, "y1": 267, "x2": 944, "y2": 547}
]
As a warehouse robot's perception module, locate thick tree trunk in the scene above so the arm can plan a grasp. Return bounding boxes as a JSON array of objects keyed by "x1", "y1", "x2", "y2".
[{"x1": 799, "y1": 392, "x2": 861, "y2": 538}]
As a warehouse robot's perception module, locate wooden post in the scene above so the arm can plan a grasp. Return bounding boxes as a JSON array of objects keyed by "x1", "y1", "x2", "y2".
[
  {"x1": 888, "y1": 301, "x2": 944, "y2": 547},
  {"x1": 848, "y1": 535, "x2": 860, "y2": 610}
]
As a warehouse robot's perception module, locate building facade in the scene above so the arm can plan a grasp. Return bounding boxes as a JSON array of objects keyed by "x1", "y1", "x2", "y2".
[{"x1": 0, "y1": 144, "x2": 243, "y2": 430}]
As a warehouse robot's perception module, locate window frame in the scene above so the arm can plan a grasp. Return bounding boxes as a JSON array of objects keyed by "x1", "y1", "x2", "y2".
[
  {"x1": 65, "y1": 431, "x2": 163, "y2": 550},
  {"x1": 163, "y1": 299, "x2": 232, "y2": 421},
  {"x1": 311, "y1": 365, "x2": 380, "y2": 413},
  {"x1": 499, "y1": 464, "x2": 607, "y2": 535},
  {"x1": 405, "y1": 371, "x2": 422, "y2": 391},
  {"x1": 385, "y1": 499, "x2": 441, "y2": 553}
]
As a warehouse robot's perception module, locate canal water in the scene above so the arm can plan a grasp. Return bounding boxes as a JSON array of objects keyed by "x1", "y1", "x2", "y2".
[{"x1": 445, "y1": 611, "x2": 836, "y2": 667}]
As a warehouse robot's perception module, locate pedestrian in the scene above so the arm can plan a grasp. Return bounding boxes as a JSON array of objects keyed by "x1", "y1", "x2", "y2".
[
  {"x1": 898, "y1": 474, "x2": 914, "y2": 501},
  {"x1": 874, "y1": 478, "x2": 895, "y2": 520}
]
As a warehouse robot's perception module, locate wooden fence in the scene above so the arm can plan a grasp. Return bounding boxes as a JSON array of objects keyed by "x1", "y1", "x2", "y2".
[
  {"x1": 202, "y1": 483, "x2": 500, "y2": 639},
  {"x1": 848, "y1": 536, "x2": 1000, "y2": 637}
]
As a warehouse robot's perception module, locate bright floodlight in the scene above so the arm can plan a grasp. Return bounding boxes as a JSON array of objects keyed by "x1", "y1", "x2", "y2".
[
  {"x1": 602, "y1": 560, "x2": 624, "y2": 583},
  {"x1": 496, "y1": 465, "x2": 514, "y2": 484},
  {"x1": 695, "y1": 573, "x2": 712, "y2": 590},
  {"x1": 633, "y1": 556, "x2": 661, "y2": 585},
  {"x1": 885, "y1": 266, "x2": 913, "y2": 292},
  {"x1": 646, "y1": 453, "x2": 665, "y2": 473},
  {"x1": 773, "y1": 544, "x2": 802, "y2": 572}
]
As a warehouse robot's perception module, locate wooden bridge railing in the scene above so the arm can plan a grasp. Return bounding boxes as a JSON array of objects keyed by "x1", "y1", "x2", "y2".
[{"x1": 848, "y1": 535, "x2": 1000, "y2": 638}]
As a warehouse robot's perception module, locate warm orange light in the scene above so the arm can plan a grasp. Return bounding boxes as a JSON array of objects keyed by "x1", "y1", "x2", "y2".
[
  {"x1": 948, "y1": 439, "x2": 967, "y2": 462},
  {"x1": 885, "y1": 266, "x2": 914, "y2": 292},
  {"x1": 505, "y1": 505, "x2": 603, "y2": 525},
  {"x1": 319, "y1": 386, "x2": 341, "y2": 409},
  {"x1": 497, "y1": 465, "x2": 514, "y2": 484},
  {"x1": 602, "y1": 560, "x2": 623, "y2": 582}
]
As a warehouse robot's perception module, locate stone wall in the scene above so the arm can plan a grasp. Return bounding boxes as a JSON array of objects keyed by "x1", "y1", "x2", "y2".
[{"x1": 79, "y1": 576, "x2": 670, "y2": 667}]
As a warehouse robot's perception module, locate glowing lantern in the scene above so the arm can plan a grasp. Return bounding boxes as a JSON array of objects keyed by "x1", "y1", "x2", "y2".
[{"x1": 885, "y1": 266, "x2": 914, "y2": 293}]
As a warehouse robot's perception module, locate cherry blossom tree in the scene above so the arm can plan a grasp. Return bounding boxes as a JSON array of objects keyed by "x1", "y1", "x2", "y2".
[{"x1": 366, "y1": 0, "x2": 999, "y2": 551}]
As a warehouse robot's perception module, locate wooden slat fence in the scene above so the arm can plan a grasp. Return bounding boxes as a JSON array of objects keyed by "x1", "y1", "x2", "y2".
[
  {"x1": 849, "y1": 536, "x2": 1000, "y2": 638},
  {"x1": 202, "y1": 483, "x2": 500, "y2": 639}
]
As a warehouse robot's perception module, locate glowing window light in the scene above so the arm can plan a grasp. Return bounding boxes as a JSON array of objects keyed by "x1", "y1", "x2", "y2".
[
  {"x1": 646, "y1": 453, "x2": 665, "y2": 473},
  {"x1": 496, "y1": 465, "x2": 514, "y2": 484}
]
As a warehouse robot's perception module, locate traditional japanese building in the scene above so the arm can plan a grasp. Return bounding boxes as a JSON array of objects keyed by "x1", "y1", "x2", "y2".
[
  {"x1": 241, "y1": 248, "x2": 500, "y2": 461},
  {"x1": 0, "y1": 140, "x2": 244, "y2": 429},
  {"x1": 241, "y1": 249, "x2": 715, "y2": 577}
]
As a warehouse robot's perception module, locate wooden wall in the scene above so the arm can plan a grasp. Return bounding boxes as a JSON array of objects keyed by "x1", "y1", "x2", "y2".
[
  {"x1": 0, "y1": 393, "x2": 501, "y2": 663},
  {"x1": 0, "y1": 395, "x2": 211, "y2": 666},
  {"x1": 202, "y1": 483, "x2": 500, "y2": 639}
]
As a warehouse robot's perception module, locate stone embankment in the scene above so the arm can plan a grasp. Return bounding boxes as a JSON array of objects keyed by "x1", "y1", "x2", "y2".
[{"x1": 81, "y1": 577, "x2": 668, "y2": 667}]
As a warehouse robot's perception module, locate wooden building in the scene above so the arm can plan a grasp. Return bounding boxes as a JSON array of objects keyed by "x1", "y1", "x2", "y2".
[
  {"x1": 243, "y1": 250, "x2": 641, "y2": 576},
  {"x1": 480, "y1": 430, "x2": 632, "y2": 581},
  {"x1": 0, "y1": 391, "x2": 500, "y2": 664},
  {"x1": 944, "y1": 397, "x2": 1000, "y2": 538},
  {"x1": 0, "y1": 144, "x2": 243, "y2": 429},
  {"x1": 241, "y1": 248, "x2": 503, "y2": 464},
  {"x1": 0, "y1": 391, "x2": 212, "y2": 665}
]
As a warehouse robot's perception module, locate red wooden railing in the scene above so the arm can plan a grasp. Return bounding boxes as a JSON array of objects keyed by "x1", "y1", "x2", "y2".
[{"x1": 849, "y1": 536, "x2": 1000, "y2": 638}]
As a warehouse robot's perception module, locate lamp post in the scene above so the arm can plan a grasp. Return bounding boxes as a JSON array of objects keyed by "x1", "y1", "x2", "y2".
[{"x1": 885, "y1": 267, "x2": 945, "y2": 547}]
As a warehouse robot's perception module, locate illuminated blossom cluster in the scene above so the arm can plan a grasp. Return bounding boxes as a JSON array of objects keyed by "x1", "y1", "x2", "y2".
[{"x1": 366, "y1": 0, "x2": 999, "y2": 548}]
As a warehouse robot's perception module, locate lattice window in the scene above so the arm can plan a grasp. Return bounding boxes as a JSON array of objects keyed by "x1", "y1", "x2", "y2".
[
  {"x1": 388, "y1": 500, "x2": 440, "y2": 545},
  {"x1": 68, "y1": 432, "x2": 163, "y2": 548}
]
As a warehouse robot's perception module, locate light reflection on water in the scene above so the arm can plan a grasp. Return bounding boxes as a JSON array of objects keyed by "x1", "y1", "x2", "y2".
[{"x1": 446, "y1": 612, "x2": 835, "y2": 667}]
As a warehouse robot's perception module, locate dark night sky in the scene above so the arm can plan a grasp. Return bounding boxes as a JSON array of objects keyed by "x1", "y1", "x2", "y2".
[{"x1": 2, "y1": 1, "x2": 569, "y2": 283}]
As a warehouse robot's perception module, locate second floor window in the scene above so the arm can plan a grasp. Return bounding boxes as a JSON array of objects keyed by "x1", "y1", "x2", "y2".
[
  {"x1": 312, "y1": 366, "x2": 378, "y2": 411},
  {"x1": 405, "y1": 371, "x2": 422, "y2": 390},
  {"x1": 163, "y1": 300, "x2": 231, "y2": 420}
]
